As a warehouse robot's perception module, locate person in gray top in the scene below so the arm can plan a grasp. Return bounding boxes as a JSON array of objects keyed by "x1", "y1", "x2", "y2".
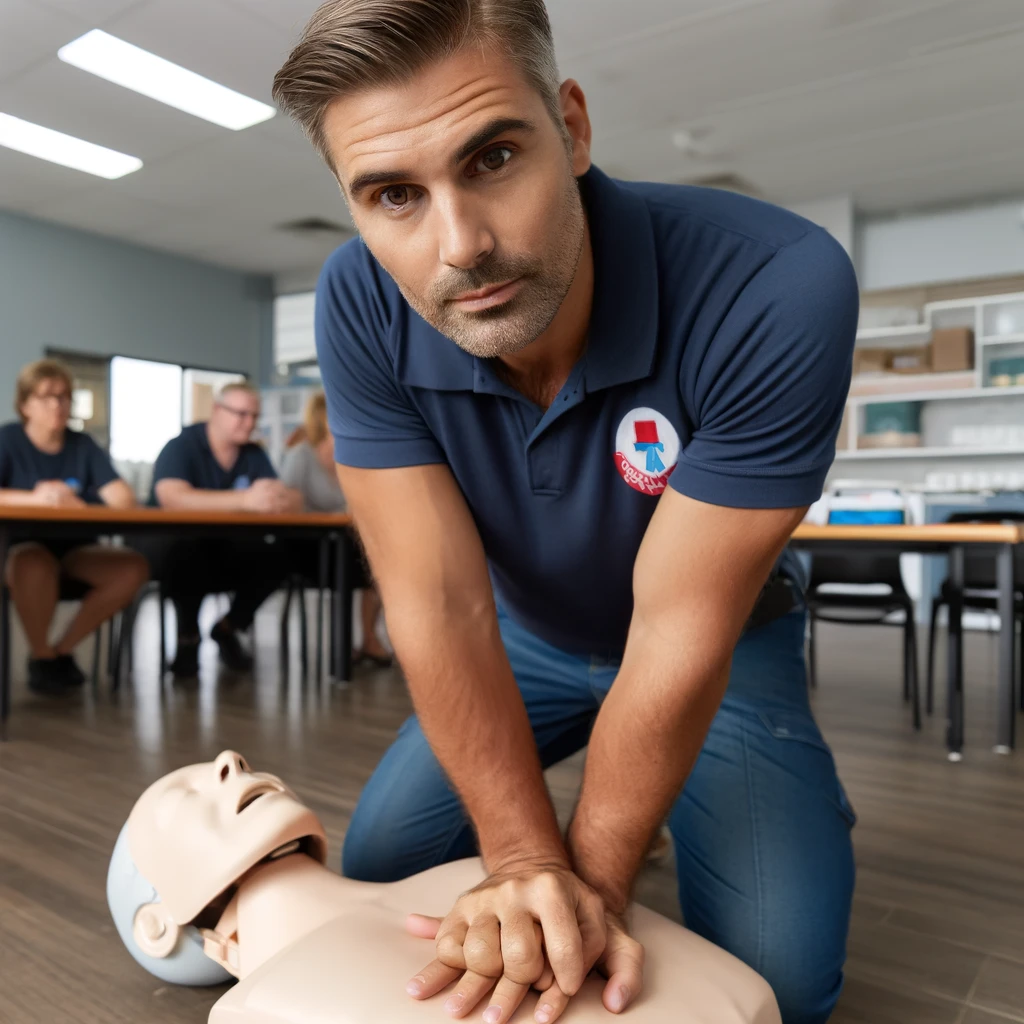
[{"x1": 281, "y1": 392, "x2": 391, "y2": 666}]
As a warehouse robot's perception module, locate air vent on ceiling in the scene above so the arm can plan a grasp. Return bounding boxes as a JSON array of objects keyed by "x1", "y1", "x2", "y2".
[
  {"x1": 277, "y1": 216, "x2": 349, "y2": 234},
  {"x1": 683, "y1": 173, "x2": 761, "y2": 198}
]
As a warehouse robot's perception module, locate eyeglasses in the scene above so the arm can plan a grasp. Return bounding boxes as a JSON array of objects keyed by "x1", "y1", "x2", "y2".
[
  {"x1": 31, "y1": 390, "x2": 72, "y2": 405},
  {"x1": 217, "y1": 402, "x2": 259, "y2": 422}
]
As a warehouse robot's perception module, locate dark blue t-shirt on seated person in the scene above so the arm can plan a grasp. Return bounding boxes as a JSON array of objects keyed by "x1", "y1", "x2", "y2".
[
  {"x1": 149, "y1": 422, "x2": 277, "y2": 505},
  {"x1": 0, "y1": 421, "x2": 119, "y2": 504},
  {"x1": 315, "y1": 165, "x2": 859, "y2": 657}
]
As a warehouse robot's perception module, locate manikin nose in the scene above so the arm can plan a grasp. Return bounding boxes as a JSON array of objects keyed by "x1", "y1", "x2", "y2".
[{"x1": 214, "y1": 751, "x2": 249, "y2": 783}]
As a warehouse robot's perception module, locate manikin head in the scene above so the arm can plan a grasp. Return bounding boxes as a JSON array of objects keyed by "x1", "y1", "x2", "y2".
[
  {"x1": 107, "y1": 751, "x2": 327, "y2": 985},
  {"x1": 272, "y1": 0, "x2": 593, "y2": 361}
]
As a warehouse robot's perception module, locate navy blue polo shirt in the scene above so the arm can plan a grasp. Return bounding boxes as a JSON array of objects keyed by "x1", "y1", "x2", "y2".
[
  {"x1": 316, "y1": 166, "x2": 858, "y2": 655},
  {"x1": 150, "y1": 423, "x2": 277, "y2": 505},
  {"x1": 0, "y1": 422, "x2": 119, "y2": 504}
]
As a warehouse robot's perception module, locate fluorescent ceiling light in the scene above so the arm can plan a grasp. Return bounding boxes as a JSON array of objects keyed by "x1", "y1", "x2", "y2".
[
  {"x1": 0, "y1": 112, "x2": 142, "y2": 179},
  {"x1": 58, "y1": 29, "x2": 275, "y2": 131}
]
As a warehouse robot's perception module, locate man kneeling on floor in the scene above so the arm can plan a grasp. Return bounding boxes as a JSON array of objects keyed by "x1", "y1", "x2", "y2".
[{"x1": 144, "y1": 382, "x2": 300, "y2": 676}]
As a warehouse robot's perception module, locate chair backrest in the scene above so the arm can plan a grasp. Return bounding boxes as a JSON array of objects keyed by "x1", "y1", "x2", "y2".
[
  {"x1": 808, "y1": 552, "x2": 908, "y2": 593},
  {"x1": 945, "y1": 511, "x2": 1024, "y2": 588}
]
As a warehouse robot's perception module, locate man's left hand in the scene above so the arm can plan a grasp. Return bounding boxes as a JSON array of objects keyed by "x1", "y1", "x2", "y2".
[{"x1": 404, "y1": 885, "x2": 643, "y2": 1022}]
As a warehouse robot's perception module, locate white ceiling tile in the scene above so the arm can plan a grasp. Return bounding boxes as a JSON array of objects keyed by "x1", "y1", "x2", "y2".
[
  {"x1": 0, "y1": 144, "x2": 120, "y2": 206},
  {"x1": 222, "y1": 0, "x2": 324, "y2": 35},
  {"x1": 22, "y1": 186, "x2": 192, "y2": 239},
  {"x1": 35, "y1": 0, "x2": 148, "y2": 21},
  {"x1": 103, "y1": 0, "x2": 296, "y2": 104},
  {"x1": 0, "y1": 58, "x2": 225, "y2": 160},
  {"x1": 0, "y1": 0, "x2": 80, "y2": 85},
  {"x1": 549, "y1": 0, "x2": 752, "y2": 59}
]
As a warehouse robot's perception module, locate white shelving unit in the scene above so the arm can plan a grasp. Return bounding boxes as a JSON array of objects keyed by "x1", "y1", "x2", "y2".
[{"x1": 844, "y1": 290, "x2": 1024, "y2": 465}]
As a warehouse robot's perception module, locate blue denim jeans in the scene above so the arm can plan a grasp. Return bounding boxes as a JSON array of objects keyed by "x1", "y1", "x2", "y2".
[{"x1": 342, "y1": 604, "x2": 856, "y2": 1024}]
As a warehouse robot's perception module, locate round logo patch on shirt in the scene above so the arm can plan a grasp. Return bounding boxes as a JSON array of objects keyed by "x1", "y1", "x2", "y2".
[{"x1": 614, "y1": 408, "x2": 680, "y2": 496}]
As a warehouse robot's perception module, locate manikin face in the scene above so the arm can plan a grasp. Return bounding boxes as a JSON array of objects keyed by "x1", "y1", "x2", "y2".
[
  {"x1": 128, "y1": 751, "x2": 326, "y2": 924},
  {"x1": 323, "y1": 44, "x2": 592, "y2": 359}
]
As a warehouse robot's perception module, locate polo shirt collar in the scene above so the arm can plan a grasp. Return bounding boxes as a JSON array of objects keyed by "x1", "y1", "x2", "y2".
[{"x1": 396, "y1": 164, "x2": 660, "y2": 393}]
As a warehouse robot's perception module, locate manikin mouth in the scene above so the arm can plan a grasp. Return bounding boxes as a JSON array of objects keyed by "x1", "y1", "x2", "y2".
[{"x1": 236, "y1": 782, "x2": 280, "y2": 813}]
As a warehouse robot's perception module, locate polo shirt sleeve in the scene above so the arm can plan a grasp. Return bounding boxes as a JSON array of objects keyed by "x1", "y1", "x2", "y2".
[
  {"x1": 671, "y1": 228, "x2": 858, "y2": 509},
  {"x1": 82, "y1": 434, "x2": 119, "y2": 491},
  {"x1": 315, "y1": 244, "x2": 445, "y2": 469},
  {"x1": 152, "y1": 434, "x2": 193, "y2": 487}
]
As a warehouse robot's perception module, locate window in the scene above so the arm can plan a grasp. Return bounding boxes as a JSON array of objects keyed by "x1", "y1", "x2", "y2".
[{"x1": 109, "y1": 356, "x2": 183, "y2": 463}]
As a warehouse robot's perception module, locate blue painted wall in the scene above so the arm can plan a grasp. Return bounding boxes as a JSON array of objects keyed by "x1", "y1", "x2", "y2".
[{"x1": 0, "y1": 210, "x2": 273, "y2": 393}]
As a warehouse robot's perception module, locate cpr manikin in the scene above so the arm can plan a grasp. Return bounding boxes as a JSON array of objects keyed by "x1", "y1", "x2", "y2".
[{"x1": 107, "y1": 751, "x2": 781, "y2": 1023}]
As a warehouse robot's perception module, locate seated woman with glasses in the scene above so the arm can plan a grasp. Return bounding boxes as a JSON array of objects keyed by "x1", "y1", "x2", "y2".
[
  {"x1": 0, "y1": 359, "x2": 149, "y2": 694},
  {"x1": 281, "y1": 391, "x2": 392, "y2": 667}
]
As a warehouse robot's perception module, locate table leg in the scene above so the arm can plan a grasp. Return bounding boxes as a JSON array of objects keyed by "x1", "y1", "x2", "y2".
[
  {"x1": 0, "y1": 524, "x2": 9, "y2": 740},
  {"x1": 995, "y1": 542, "x2": 1016, "y2": 754},
  {"x1": 316, "y1": 535, "x2": 328, "y2": 682},
  {"x1": 333, "y1": 531, "x2": 354, "y2": 683},
  {"x1": 946, "y1": 545, "x2": 965, "y2": 762}
]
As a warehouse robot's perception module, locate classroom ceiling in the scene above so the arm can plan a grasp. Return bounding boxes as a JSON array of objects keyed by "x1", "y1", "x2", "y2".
[{"x1": 1, "y1": 0, "x2": 1022, "y2": 278}]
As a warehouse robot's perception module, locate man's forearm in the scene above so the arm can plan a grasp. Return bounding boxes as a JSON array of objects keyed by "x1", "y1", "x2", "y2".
[
  {"x1": 154, "y1": 483, "x2": 248, "y2": 511},
  {"x1": 567, "y1": 629, "x2": 732, "y2": 913},
  {"x1": 387, "y1": 596, "x2": 567, "y2": 871}
]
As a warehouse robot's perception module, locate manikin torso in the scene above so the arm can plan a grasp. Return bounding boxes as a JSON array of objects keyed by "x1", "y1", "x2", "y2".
[
  {"x1": 115, "y1": 752, "x2": 780, "y2": 1024},
  {"x1": 208, "y1": 854, "x2": 781, "y2": 1024}
]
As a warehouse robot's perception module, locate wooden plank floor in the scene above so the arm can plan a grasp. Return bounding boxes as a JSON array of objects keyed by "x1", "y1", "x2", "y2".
[{"x1": 0, "y1": 598, "x2": 1022, "y2": 1023}]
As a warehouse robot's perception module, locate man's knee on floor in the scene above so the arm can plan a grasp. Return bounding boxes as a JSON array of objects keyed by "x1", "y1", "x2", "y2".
[
  {"x1": 758, "y1": 952, "x2": 844, "y2": 1024},
  {"x1": 341, "y1": 825, "x2": 417, "y2": 883}
]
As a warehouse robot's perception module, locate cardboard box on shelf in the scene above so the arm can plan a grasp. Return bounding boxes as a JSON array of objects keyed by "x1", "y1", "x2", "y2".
[
  {"x1": 930, "y1": 327, "x2": 974, "y2": 372},
  {"x1": 887, "y1": 345, "x2": 932, "y2": 373},
  {"x1": 852, "y1": 348, "x2": 889, "y2": 375}
]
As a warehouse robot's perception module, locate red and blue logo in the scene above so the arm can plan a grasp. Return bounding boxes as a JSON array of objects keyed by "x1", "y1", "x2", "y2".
[{"x1": 614, "y1": 408, "x2": 680, "y2": 495}]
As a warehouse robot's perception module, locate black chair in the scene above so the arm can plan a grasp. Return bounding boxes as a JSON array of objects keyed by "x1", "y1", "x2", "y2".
[
  {"x1": 926, "y1": 511, "x2": 1024, "y2": 715},
  {"x1": 806, "y1": 552, "x2": 921, "y2": 730},
  {"x1": 1, "y1": 578, "x2": 114, "y2": 702},
  {"x1": 115, "y1": 582, "x2": 241, "y2": 686},
  {"x1": 279, "y1": 536, "x2": 335, "y2": 680}
]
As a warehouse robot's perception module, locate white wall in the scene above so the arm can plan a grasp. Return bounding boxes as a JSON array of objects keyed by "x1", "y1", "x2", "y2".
[
  {"x1": 857, "y1": 197, "x2": 1024, "y2": 291},
  {"x1": 787, "y1": 195, "x2": 855, "y2": 258}
]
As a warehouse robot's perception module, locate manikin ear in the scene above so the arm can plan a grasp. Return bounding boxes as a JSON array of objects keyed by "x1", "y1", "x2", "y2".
[{"x1": 133, "y1": 902, "x2": 181, "y2": 959}]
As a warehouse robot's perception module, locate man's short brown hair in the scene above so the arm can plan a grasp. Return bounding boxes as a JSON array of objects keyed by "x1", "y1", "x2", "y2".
[
  {"x1": 15, "y1": 359, "x2": 73, "y2": 423},
  {"x1": 272, "y1": 0, "x2": 563, "y2": 169}
]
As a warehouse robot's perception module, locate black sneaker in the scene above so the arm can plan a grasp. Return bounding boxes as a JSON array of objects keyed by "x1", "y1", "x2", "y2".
[
  {"x1": 211, "y1": 619, "x2": 253, "y2": 672},
  {"x1": 170, "y1": 639, "x2": 200, "y2": 678},
  {"x1": 56, "y1": 654, "x2": 86, "y2": 686},
  {"x1": 27, "y1": 657, "x2": 73, "y2": 696}
]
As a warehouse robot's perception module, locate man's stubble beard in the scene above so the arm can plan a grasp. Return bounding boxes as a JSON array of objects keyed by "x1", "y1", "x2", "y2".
[{"x1": 399, "y1": 172, "x2": 586, "y2": 360}]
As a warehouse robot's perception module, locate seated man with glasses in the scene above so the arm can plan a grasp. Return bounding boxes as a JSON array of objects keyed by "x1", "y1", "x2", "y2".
[
  {"x1": 146, "y1": 382, "x2": 300, "y2": 677},
  {"x1": 0, "y1": 358, "x2": 149, "y2": 694}
]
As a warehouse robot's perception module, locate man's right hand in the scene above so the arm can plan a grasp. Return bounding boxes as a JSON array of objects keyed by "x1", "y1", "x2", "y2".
[
  {"x1": 32, "y1": 480, "x2": 86, "y2": 508},
  {"x1": 405, "y1": 860, "x2": 608, "y2": 1023},
  {"x1": 242, "y1": 478, "x2": 293, "y2": 513}
]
